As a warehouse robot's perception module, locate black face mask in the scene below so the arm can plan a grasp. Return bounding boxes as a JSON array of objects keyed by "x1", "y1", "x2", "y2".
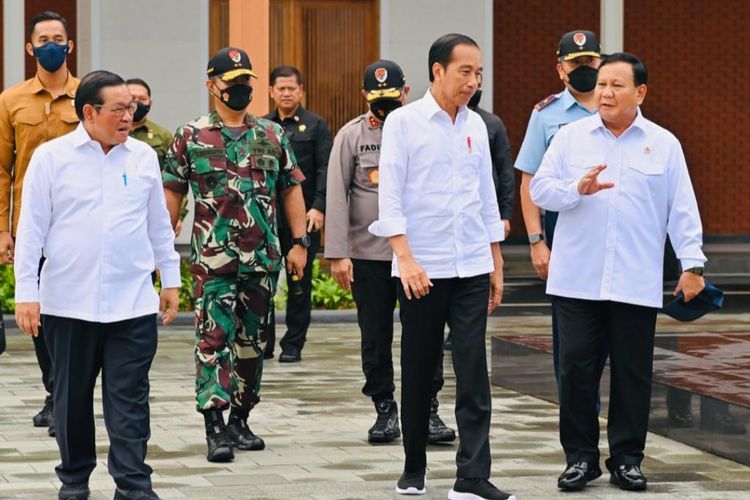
[
  {"x1": 214, "y1": 83, "x2": 253, "y2": 111},
  {"x1": 133, "y1": 102, "x2": 150, "y2": 122},
  {"x1": 370, "y1": 99, "x2": 402, "y2": 121},
  {"x1": 468, "y1": 89, "x2": 483, "y2": 109},
  {"x1": 567, "y1": 65, "x2": 598, "y2": 93}
]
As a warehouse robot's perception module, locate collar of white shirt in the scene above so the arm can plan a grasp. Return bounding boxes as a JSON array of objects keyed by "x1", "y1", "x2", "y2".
[
  {"x1": 588, "y1": 107, "x2": 648, "y2": 137},
  {"x1": 418, "y1": 89, "x2": 470, "y2": 124},
  {"x1": 71, "y1": 122, "x2": 134, "y2": 153}
]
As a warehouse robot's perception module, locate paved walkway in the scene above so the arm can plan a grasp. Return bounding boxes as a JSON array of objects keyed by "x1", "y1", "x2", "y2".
[{"x1": 1, "y1": 314, "x2": 749, "y2": 499}]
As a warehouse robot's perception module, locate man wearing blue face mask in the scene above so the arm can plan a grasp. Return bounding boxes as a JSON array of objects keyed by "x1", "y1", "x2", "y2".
[{"x1": 0, "y1": 10, "x2": 79, "y2": 439}]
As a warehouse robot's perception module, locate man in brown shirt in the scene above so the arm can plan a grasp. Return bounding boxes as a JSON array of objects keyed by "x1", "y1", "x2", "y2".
[{"x1": 0, "y1": 11, "x2": 80, "y2": 436}]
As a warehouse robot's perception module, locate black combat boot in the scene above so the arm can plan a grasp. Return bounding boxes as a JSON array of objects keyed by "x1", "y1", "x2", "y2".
[
  {"x1": 427, "y1": 397, "x2": 456, "y2": 444},
  {"x1": 226, "y1": 407, "x2": 265, "y2": 450},
  {"x1": 368, "y1": 400, "x2": 401, "y2": 443},
  {"x1": 33, "y1": 395, "x2": 53, "y2": 427},
  {"x1": 202, "y1": 409, "x2": 234, "y2": 462}
]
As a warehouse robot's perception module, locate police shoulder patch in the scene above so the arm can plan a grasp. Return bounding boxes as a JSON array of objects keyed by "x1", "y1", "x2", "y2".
[{"x1": 534, "y1": 94, "x2": 559, "y2": 111}]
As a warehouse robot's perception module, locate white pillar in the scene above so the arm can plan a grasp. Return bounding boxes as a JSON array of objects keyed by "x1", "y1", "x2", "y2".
[
  {"x1": 76, "y1": 0, "x2": 101, "y2": 75},
  {"x1": 482, "y1": 0, "x2": 493, "y2": 111},
  {"x1": 3, "y1": 0, "x2": 26, "y2": 88},
  {"x1": 600, "y1": 0, "x2": 624, "y2": 54}
]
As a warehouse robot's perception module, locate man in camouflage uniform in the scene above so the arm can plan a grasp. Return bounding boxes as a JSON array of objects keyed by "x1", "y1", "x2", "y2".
[{"x1": 163, "y1": 47, "x2": 308, "y2": 463}]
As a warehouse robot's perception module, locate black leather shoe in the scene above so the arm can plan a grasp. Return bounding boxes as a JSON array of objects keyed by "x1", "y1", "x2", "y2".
[
  {"x1": 263, "y1": 350, "x2": 275, "y2": 360},
  {"x1": 557, "y1": 461, "x2": 602, "y2": 491},
  {"x1": 668, "y1": 409, "x2": 694, "y2": 428},
  {"x1": 427, "y1": 398, "x2": 455, "y2": 444},
  {"x1": 113, "y1": 488, "x2": 160, "y2": 499},
  {"x1": 227, "y1": 418, "x2": 265, "y2": 450},
  {"x1": 608, "y1": 464, "x2": 647, "y2": 491},
  {"x1": 369, "y1": 400, "x2": 401, "y2": 443},
  {"x1": 33, "y1": 396, "x2": 53, "y2": 427},
  {"x1": 279, "y1": 347, "x2": 301, "y2": 363},
  {"x1": 59, "y1": 482, "x2": 90, "y2": 500}
]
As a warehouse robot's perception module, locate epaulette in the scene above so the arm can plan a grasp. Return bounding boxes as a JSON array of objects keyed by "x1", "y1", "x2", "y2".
[{"x1": 534, "y1": 94, "x2": 558, "y2": 111}]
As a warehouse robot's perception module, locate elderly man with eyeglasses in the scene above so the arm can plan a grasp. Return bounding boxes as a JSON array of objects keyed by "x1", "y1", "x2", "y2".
[{"x1": 14, "y1": 70, "x2": 180, "y2": 500}]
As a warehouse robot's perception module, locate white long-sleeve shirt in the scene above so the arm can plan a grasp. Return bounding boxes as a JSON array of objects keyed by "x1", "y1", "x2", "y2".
[
  {"x1": 530, "y1": 110, "x2": 706, "y2": 308},
  {"x1": 14, "y1": 123, "x2": 181, "y2": 322},
  {"x1": 368, "y1": 90, "x2": 504, "y2": 279}
]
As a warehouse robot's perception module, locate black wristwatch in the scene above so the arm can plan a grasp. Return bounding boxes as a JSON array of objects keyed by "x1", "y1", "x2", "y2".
[
  {"x1": 292, "y1": 234, "x2": 311, "y2": 248},
  {"x1": 684, "y1": 267, "x2": 704, "y2": 276}
]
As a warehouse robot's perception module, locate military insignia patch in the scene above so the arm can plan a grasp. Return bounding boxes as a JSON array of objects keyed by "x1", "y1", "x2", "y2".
[
  {"x1": 534, "y1": 94, "x2": 559, "y2": 111},
  {"x1": 573, "y1": 32, "x2": 586, "y2": 48},
  {"x1": 228, "y1": 49, "x2": 242, "y2": 63},
  {"x1": 368, "y1": 167, "x2": 379, "y2": 186},
  {"x1": 374, "y1": 67, "x2": 388, "y2": 83}
]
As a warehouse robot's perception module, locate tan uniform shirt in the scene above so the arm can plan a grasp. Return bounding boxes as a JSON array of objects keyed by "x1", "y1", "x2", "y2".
[
  {"x1": 324, "y1": 112, "x2": 392, "y2": 261},
  {"x1": 0, "y1": 74, "x2": 80, "y2": 235},
  {"x1": 129, "y1": 119, "x2": 173, "y2": 169}
]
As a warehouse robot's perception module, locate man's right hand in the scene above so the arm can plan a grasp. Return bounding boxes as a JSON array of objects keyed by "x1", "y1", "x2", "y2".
[
  {"x1": 15, "y1": 302, "x2": 41, "y2": 337},
  {"x1": 330, "y1": 258, "x2": 354, "y2": 291},
  {"x1": 530, "y1": 241, "x2": 551, "y2": 280},
  {"x1": 0, "y1": 231, "x2": 14, "y2": 264},
  {"x1": 397, "y1": 255, "x2": 432, "y2": 300}
]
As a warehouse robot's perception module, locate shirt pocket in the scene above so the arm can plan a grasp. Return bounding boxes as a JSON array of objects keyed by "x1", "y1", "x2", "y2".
[
  {"x1": 244, "y1": 153, "x2": 280, "y2": 195},
  {"x1": 566, "y1": 156, "x2": 600, "y2": 179},
  {"x1": 626, "y1": 160, "x2": 665, "y2": 176},
  {"x1": 192, "y1": 148, "x2": 228, "y2": 198},
  {"x1": 357, "y1": 152, "x2": 380, "y2": 187}
]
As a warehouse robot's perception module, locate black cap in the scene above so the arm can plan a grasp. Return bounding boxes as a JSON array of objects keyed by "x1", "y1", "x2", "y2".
[
  {"x1": 557, "y1": 30, "x2": 601, "y2": 61},
  {"x1": 661, "y1": 281, "x2": 724, "y2": 322},
  {"x1": 363, "y1": 59, "x2": 405, "y2": 102},
  {"x1": 207, "y1": 47, "x2": 257, "y2": 81}
]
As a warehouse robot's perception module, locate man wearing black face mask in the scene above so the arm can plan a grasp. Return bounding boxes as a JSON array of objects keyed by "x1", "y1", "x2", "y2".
[
  {"x1": 126, "y1": 78, "x2": 173, "y2": 169},
  {"x1": 325, "y1": 60, "x2": 455, "y2": 446},
  {"x1": 467, "y1": 75, "x2": 514, "y2": 239},
  {"x1": 163, "y1": 47, "x2": 308, "y2": 463},
  {"x1": 0, "y1": 10, "x2": 79, "y2": 438}
]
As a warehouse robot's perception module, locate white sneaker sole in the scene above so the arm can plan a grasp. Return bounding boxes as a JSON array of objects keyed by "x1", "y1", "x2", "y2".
[
  {"x1": 448, "y1": 489, "x2": 517, "y2": 500},
  {"x1": 395, "y1": 477, "x2": 426, "y2": 495}
]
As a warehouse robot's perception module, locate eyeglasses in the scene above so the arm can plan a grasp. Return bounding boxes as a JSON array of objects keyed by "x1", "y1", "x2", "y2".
[{"x1": 93, "y1": 101, "x2": 138, "y2": 117}]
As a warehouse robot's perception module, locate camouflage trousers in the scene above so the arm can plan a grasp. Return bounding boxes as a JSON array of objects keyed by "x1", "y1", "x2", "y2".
[{"x1": 193, "y1": 272, "x2": 277, "y2": 413}]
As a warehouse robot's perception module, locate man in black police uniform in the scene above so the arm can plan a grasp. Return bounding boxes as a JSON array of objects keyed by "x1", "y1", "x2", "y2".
[{"x1": 265, "y1": 66, "x2": 332, "y2": 362}]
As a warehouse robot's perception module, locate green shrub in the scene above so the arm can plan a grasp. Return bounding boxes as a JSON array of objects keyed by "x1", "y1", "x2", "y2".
[
  {"x1": 310, "y1": 259, "x2": 354, "y2": 310},
  {"x1": 0, "y1": 265, "x2": 14, "y2": 312}
]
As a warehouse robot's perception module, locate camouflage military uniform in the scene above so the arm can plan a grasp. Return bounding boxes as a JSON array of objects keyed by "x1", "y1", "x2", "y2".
[{"x1": 162, "y1": 110, "x2": 304, "y2": 412}]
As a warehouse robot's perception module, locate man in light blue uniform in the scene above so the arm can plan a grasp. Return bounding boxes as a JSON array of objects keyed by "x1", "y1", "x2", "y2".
[{"x1": 515, "y1": 30, "x2": 601, "y2": 381}]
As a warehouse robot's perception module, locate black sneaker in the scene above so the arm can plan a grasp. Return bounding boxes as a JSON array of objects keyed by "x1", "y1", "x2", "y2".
[
  {"x1": 58, "y1": 482, "x2": 90, "y2": 500},
  {"x1": 33, "y1": 395, "x2": 53, "y2": 427},
  {"x1": 113, "y1": 488, "x2": 160, "y2": 499},
  {"x1": 227, "y1": 417, "x2": 265, "y2": 450},
  {"x1": 448, "y1": 478, "x2": 516, "y2": 500},
  {"x1": 368, "y1": 400, "x2": 401, "y2": 443},
  {"x1": 395, "y1": 469, "x2": 426, "y2": 495},
  {"x1": 427, "y1": 398, "x2": 456, "y2": 444}
]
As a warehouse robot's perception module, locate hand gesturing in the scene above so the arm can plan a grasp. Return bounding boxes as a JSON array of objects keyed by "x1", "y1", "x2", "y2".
[{"x1": 578, "y1": 164, "x2": 615, "y2": 195}]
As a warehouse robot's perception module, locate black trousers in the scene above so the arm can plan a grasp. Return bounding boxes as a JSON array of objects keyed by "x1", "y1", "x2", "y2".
[
  {"x1": 266, "y1": 231, "x2": 321, "y2": 354},
  {"x1": 399, "y1": 274, "x2": 491, "y2": 478},
  {"x1": 44, "y1": 314, "x2": 158, "y2": 490},
  {"x1": 351, "y1": 259, "x2": 443, "y2": 402},
  {"x1": 555, "y1": 297, "x2": 657, "y2": 467},
  {"x1": 34, "y1": 257, "x2": 54, "y2": 395}
]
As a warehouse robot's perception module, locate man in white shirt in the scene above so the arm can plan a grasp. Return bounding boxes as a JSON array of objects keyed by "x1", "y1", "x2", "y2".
[
  {"x1": 370, "y1": 34, "x2": 514, "y2": 500},
  {"x1": 530, "y1": 53, "x2": 706, "y2": 493},
  {"x1": 13, "y1": 70, "x2": 180, "y2": 500}
]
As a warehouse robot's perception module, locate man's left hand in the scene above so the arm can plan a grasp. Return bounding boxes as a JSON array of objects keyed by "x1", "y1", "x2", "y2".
[
  {"x1": 286, "y1": 245, "x2": 307, "y2": 277},
  {"x1": 159, "y1": 288, "x2": 180, "y2": 326},
  {"x1": 488, "y1": 269, "x2": 504, "y2": 314},
  {"x1": 674, "y1": 272, "x2": 705, "y2": 303},
  {"x1": 502, "y1": 219, "x2": 511, "y2": 239},
  {"x1": 306, "y1": 208, "x2": 324, "y2": 233}
]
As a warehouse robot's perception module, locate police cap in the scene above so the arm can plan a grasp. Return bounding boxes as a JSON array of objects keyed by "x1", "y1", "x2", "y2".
[
  {"x1": 363, "y1": 59, "x2": 405, "y2": 102},
  {"x1": 557, "y1": 30, "x2": 601, "y2": 61},
  {"x1": 207, "y1": 47, "x2": 257, "y2": 81}
]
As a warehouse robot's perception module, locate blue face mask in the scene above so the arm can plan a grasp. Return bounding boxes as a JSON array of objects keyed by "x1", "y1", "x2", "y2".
[{"x1": 32, "y1": 41, "x2": 69, "y2": 73}]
